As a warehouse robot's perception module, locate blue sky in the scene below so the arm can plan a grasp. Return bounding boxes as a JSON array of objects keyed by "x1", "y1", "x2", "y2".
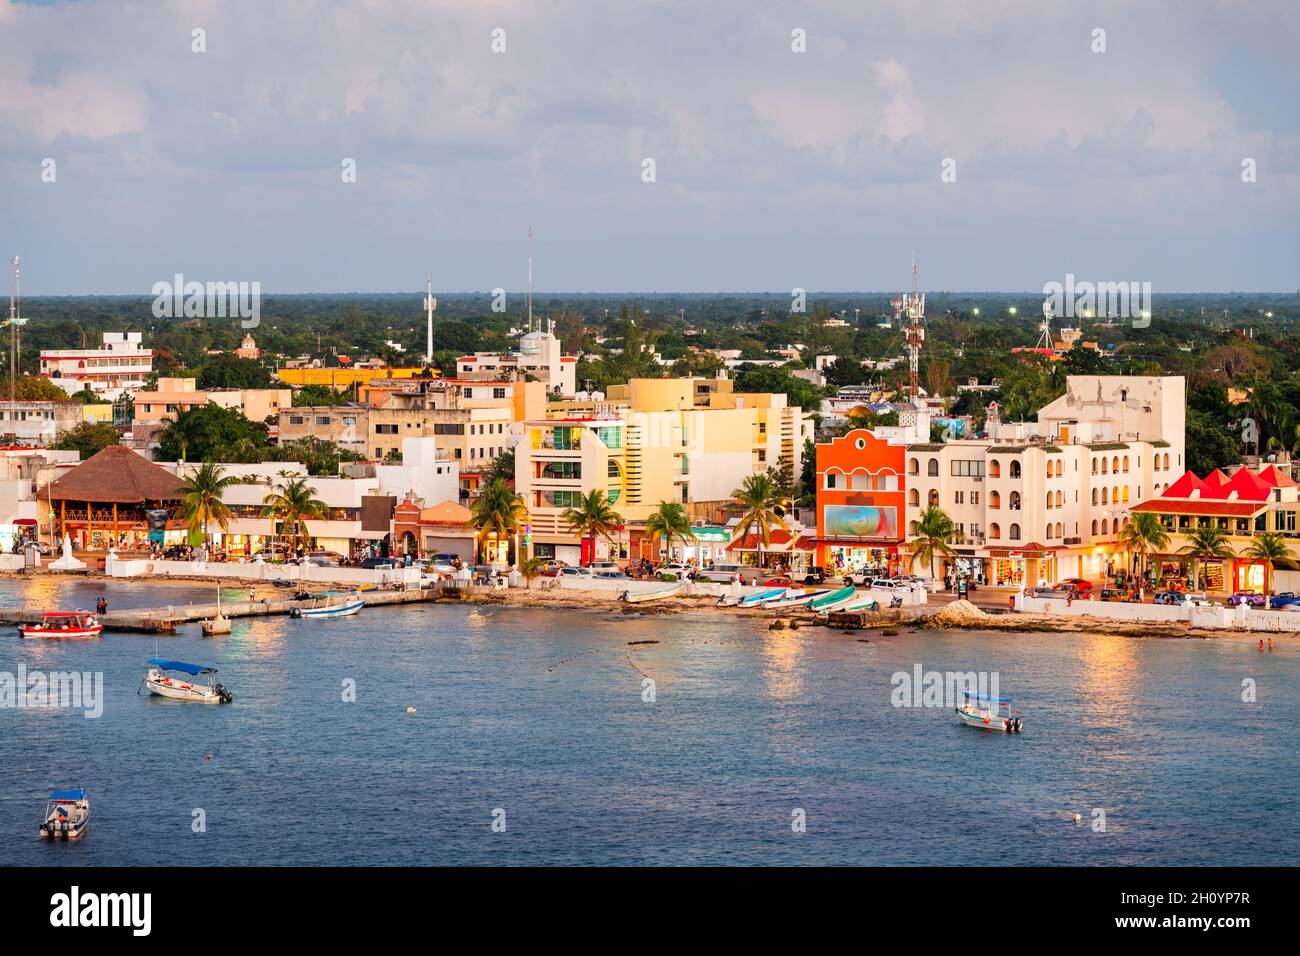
[{"x1": 1, "y1": 0, "x2": 1297, "y2": 294}]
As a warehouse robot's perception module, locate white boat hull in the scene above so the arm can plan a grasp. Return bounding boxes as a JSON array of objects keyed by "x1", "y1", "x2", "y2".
[
  {"x1": 145, "y1": 671, "x2": 227, "y2": 704},
  {"x1": 620, "y1": 581, "x2": 687, "y2": 604},
  {"x1": 300, "y1": 599, "x2": 364, "y2": 618},
  {"x1": 765, "y1": 589, "x2": 830, "y2": 610},
  {"x1": 20, "y1": 624, "x2": 103, "y2": 639},
  {"x1": 40, "y1": 803, "x2": 90, "y2": 840},
  {"x1": 956, "y1": 705, "x2": 1021, "y2": 733}
]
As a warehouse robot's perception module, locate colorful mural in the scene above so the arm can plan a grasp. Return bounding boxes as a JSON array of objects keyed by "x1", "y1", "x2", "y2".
[{"x1": 824, "y1": 505, "x2": 897, "y2": 539}]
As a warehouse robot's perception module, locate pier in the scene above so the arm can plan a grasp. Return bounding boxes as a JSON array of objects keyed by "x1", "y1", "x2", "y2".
[{"x1": 0, "y1": 584, "x2": 465, "y2": 634}]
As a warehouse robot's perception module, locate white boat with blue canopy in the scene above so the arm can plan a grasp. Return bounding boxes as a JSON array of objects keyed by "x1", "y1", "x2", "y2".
[
  {"x1": 40, "y1": 788, "x2": 89, "y2": 839},
  {"x1": 294, "y1": 592, "x2": 365, "y2": 619},
  {"x1": 142, "y1": 659, "x2": 233, "y2": 704},
  {"x1": 956, "y1": 690, "x2": 1022, "y2": 733}
]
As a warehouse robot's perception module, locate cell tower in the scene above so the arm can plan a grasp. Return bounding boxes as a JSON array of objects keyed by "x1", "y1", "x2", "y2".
[
  {"x1": 1036, "y1": 297, "x2": 1055, "y2": 350},
  {"x1": 894, "y1": 254, "x2": 926, "y2": 401},
  {"x1": 526, "y1": 225, "x2": 534, "y2": 333},
  {"x1": 6, "y1": 255, "x2": 26, "y2": 403},
  {"x1": 423, "y1": 277, "x2": 437, "y2": 366}
]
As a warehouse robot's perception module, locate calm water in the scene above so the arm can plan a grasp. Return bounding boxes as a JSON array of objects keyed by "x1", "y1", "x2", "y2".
[{"x1": 1, "y1": 578, "x2": 1296, "y2": 866}]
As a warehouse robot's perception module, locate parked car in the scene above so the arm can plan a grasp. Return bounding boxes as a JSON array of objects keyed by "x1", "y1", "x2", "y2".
[
  {"x1": 558, "y1": 566, "x2": 593, "y2": 579},
  {"x1": 801, "y1": 566, "x2": 828, "y2": 585},
  {"x1": 757, "y1": 574, "x2": 793, "y2": 587},
  {"x1": 843, "y1": 569, "x2": 873, "y2": 586},
  {"x1": 1269, "y1": 592, "x2": 1300, "y2": 609},
  {"x1": 594, "y1": 569, "x2": 628, "y2": 579},
  {"x1": 1154, "y1": 590, "x2": 1214, "y2": 607},
  {"x1": 1226, "y1": 592, "x2": 1268, "y2": 607},
  {"x1": 1100, "y1": 588, "x2": 1132, "y2": 602},
  {"x1": 588, "y1": 560, "x2": 621, "y2": 572},
  {"x1": 658, "y1": 562, "x2": 693, "y2": 581},
  {"x1": 1032, "y1": 586, "x2": 1069, "y2": 599},
  {"x1": 305, "y1": 551, "x2": 342, "y2": 567},
  {"x1": 1058, "y1": 577, "x2": 1093, "y2": 594},
  {"x1": 696, "y1": 563, "x2": 746, "y2": 584},
  {"x1": 361, "y1": 556, "x2": 396, "y2": 570}
]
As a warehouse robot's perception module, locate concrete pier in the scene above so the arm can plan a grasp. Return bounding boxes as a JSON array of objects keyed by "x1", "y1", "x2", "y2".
[{"x1": 0, "y1": 585, "x2": 465, "y2": 634}]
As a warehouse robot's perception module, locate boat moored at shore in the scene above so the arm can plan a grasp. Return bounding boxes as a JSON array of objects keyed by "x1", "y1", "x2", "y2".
[
  {"x1": 619, "y1": 579, "x2": 689, "y2": 604},
  {"x1": 19, "y1": 611, "x2": 103, "y2": 639}
]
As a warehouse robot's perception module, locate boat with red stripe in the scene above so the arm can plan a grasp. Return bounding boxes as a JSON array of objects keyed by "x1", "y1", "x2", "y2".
[{"x1": 18, "y1": 611, "x2": 104, "y2": 639}]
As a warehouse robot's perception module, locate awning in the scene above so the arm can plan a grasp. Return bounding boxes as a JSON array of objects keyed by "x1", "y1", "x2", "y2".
[
  {"x1": 726, "y1": 531, "x2": 816, "y2": 552},
  {"x1": 12, "y1": 518, "x2": 36, "y2": 526}
]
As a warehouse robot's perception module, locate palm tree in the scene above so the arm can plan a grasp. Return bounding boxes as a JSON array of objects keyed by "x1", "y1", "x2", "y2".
[
  {"x1": 909, "y1": 505, "x2": 957, "y2": 583},
  {"x1": 560, "y1": 489, "x2": 621, "y2": 565},
  {"x1": 1118, "y1": 511, "x2": 1170, "y2": 581},
  {"x1": 519, "y1": 555, "x2": 547, "y2": 589},
  {"x1": 644, "y1": 501, "x2": 694, "y2": 562},
  {"x1": 732, "y1": 473, "x2": 789, "y2": 570},
  {"x1": 1244, "y1": 531, "x2": 1290, "y2": 596},
  {"x1": 177, "y1": 462, "x2": 238, "y2": 550},
  {"x1": 471, "y1": 478, "x2": 529, "y2": 566},
  {"x1": 1177, "y1": 524, "x2": 1235, "y2": 591},
  {"x1": 260, "y1": 471, "x2": 329, "y2": 557}
]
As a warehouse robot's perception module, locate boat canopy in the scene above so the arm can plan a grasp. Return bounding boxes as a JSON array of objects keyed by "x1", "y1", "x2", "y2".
[
  {"x1": 49, "y1": 789, "x2": 86, "y2": 801},
  {"x1": 963, "y1": 690, "x2": 1012, "y2": 704},
  {"x1": 147, "y1": 659, "x2": 215, "y2": 676},
  {"x1": 42, "y1": 611, "x2": 92, "y2": 618}
]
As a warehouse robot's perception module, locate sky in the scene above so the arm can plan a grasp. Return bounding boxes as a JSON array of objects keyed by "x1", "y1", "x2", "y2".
[{"x1": 1, "y1": 0, "x2": 1298, "y2": 295}]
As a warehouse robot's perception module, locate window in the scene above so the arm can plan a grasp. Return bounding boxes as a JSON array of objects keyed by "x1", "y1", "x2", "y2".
[
  {"x1": 951, "y1": 460, "x2": 985, "y2": 477},
  {"x1": 1102, "y1": 488, "x2": 1109, "y2": 504},
  {"x1": 1091, "y1": 519, "x2": 1099, "y2": 535},
  {"x1": 1092, "y1": 488, "x2": 1099, "y2": 505},
  {"x1": 493, "y1": 387, "x2": 506, "y2": 399},
  {"x1": 289, "y1": 415, "x2": 305, "y2": 425},
  {"x1": 1009, "y1": 491, "x2": 1021, "y2": 510},
  {"x1": 928, "y1": 489, "x2": 939, "y2": 507},
  {"x1": 1112, "y1": 457, "x2": 1120, "y2": 474},
  {"x1": 1009, "y1": 461, "x2": 1021, "y2": 479},
  {"x1": 1009, "y1": 523, "x2": 1021, "y2": 540},
  {"x1": 955, "y1": 491, "x2": 965, "y2": 504},
  {"x1": 1046, "y1": 492, "x2": 1054, "y2": 510},
  {"x1": 1122, "y1": 456, "x2": 1129, "y2": 473},
  {"x1": 315, "y1": 416, "x2": 331, "y2": 425},
  {"x1": 1163, "y1": 453, "x2": 1170, "y2": 469},
  {"x1": 1101, "y1": 519, "x2": 1109, "y2": 534},
  {"x1": 989, "y1": 523, "x2": 1001, "y2": 540},
  {"x1": 1091, "y1": 459, "x2": 1098, "y2": 474},
  {"x1": 375, "y1": 423, "x2": 398, "y2": 435},
  {"x1": 825, "y1": 473, "x2": 838, "y2": 489},
  {"x1": 908, "y1": 488, "x2": 920, "y2": 507},
  {"x1": 989, "y1": 460, "x2": 1001, "y2": 478},
  {"x1": 908, "y1": 458, "x2": 919, "y2": 476},
  {"x1": 1055, "y1": 490, "x2": 1063, "y2": 507},
  {"x1": 927, "y1": 459, "x2": 939, "y2": 476},
  {"x1": 990, "y1": 490, "x2": 1000, "y2": 509},
  {"x1": 971, "y1": 491, "x2": 979, "y2": 505},
  {"x1": 1055, "y1": 460, "x2": 1063, "y2": 477}
]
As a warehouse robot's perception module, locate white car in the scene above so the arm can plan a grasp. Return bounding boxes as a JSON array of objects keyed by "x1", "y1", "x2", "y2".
[
  {"x1": 659, "y1": 562, "x2": 692, "y2": 580},
  {"x1": 558, "y1": 566, "x2": 593, "y2": 579}
]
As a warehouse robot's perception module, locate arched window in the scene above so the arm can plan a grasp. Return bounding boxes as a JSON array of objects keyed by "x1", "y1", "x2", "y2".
[
  {"x1": 1122, "y1": 456, "x2": 1129, "y2": 473},
  {"x1": 928, "y1": 489, "x2": 939, "y2": 507},
  {"x1": 927, "y1": 459, "x2": 939, "y2": 476},
  {"x1": 1122, "y1": 486, "x2": 1130, "y2": 503},
  {"x1": 1102, "y1": 488, "x2": 1109, "y2": 504},
  {"x1": 1113, "y1": 486, "x2": 1119, "y2": 505},
  {"x1": 1056, "y1": 522, "x2": 1064, "y2": 537},
  {"x1": 1009, "y1": 491, "x2": 1021, "y2": 510},
  {"x1": 1101, "y1": 519, "x2": 1109, "y2": 534},
  {"x1": 1046, "y1": 492, "x2": 1054, "y2": 510},
  {"x1": 1055, "y1": 490, "x2": 1063, "y2": 507},
  {"x1": 908, "y1": 488, "x2": 920, "y2": 507},
  {"x1": 990, "y1": 523, "x2": 1001, "y2": 540},
  {"x1": 1091, "y1": 459, "x2": 1098, "y2": 474},
  {"x1": 1112, "y1": 456, "x2": 1120, "y2": 474},
  {"x1": 1046, "y1": 463, "x2": 1054, "y2": 480},
  {"x1": 1163, "y1": 453, "x2": 1170, "y2": 470},
  {"x1": 1009, "y1": 523, "x2": 1021, "y2": 541},
  {"x1": 1010, "y1": 461, "x2": 1021, "y2": 479},
  {"x1": 908, "y1": 458, "x2": 919, "y2": 476},
  {"x1": 1092, "y1": 488, "x2": 1099, "y2": 505},
  {"x1": 1055, "y1": 460, "x2": 1063, "y2": 477},
  {"x1": 1154, "y1": 454, "x2": 1161, "y2": 471},
  {"x1": 909, "y1": 520, "x2": 919, "y2": 535},
  {"x1": 990, "y1": 490, "x2": 1001, "y2": 509},
  {"x1": 1091, "y1": 519, "x2": 1099, "y2": 535},
  {"x1": 989, "y1": 460, "x2": 1001, "y2": 478},
  {"x1": 1102, "y1": 458, "x2": 1109, "y2": 474}
]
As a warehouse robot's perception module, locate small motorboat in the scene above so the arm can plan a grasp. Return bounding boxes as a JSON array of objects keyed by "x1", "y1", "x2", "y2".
[
  {"x1": 718, "y1": 586, "x2": 789, "y2": 608},
  {"x1": 40, "y1": 789, "x2": 90, "y2": 839},
  {"x1": 142, "y1": 660, "x2": 233, "y2": 704},
  {"x1": 19, "y1": 611, "x2": 103, "y2": 639},
  {"x1": 824, "y1": 593, "x2": 880, "y2": 614},
  {"x1": 807, "y1": 585, "x2": 858, "y2": 613},
  {"x1": 619, "y1": 579, "x2": 688, "y2": 604},
  {"x1": 293, "y1": 593, "x2": 365, "y2": 618},
  {"x1": 956, "y1": 690, "x2": 1022, "y2": 733},
  {"x1": 764, "y1": 588, "x2": 831, "y2": 610}
]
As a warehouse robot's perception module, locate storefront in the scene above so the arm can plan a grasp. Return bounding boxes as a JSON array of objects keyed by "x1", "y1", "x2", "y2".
[
  {"x1": 1232, "y1": 559, "x2": 1267, "y2": 595},
  {"x1": 986, "y1": 547, "x2": 1058, "y2": 587},
  {"x1": 822, "y1": 540, "x2": 899, "y2": 577},
  {"x1": 726, "y1": 530, "x2": 817, "y2": 572}
]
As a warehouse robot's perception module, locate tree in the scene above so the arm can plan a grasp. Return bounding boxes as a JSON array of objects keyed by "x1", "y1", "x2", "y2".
[
  {"x1": 1185, "y1": 408, "x2": 1242, "y2": 477},
  {"x1": 197, "y1": 354, "x2": 271, "y2": 390},
  {"x1": 1118, "y1": 511, "x2": 1170, "y2": 580},
  {"x1": 177, "y1": 462, "x2": 238, "y2": 548},
  {"x1": 49, "y1": 421, "x2": 120, "y2": 459},
  {"x1": 4, "y1": 376, "x2": 70, "y2": 401},
  {"x1": 560, "y1": 489, "x2": 621, "y2": 565},
  {"x1": 470, "y1": 478, "x2": 529, "y2": 565},
  {"x1": 487, "y1": 448, "x2": 516, "y2": 484},
  {"x1": 1177, "y1": 524, "x2": 1235, "y2": 590},
  {"x1": 269, "y1": 436, "x2": 363, "y2": 477},
  {"x1": 732, "y1": 365, "x2": 825, "y2": 412},
  {"x1": 519, "y1": 555, "x2": 547, "y2": 589},
  {"x1": 732, "y1": 472, "x2": 789, "y2": 569},
  {"x1": 1244, "y1": 531, "x2": 1290, "y2": 596},
  {"x1": 644, "y1": 501, "x2": 693, "y2": 560},
  {"x1": 156, "y1": 403, "x2": 270, "y2": 463},
  {"x1": 909, "y1": 505, "x2": 956, "y2": 582},
  {"x1": 924, "y1": 358, "x2": 951, "y2": 398},
  {"x1": 292, "y1": 384, "x2": 351, "y2": 406},
  {"x1": 260, "y1": 471, "x2": 328, "y2": 555}
]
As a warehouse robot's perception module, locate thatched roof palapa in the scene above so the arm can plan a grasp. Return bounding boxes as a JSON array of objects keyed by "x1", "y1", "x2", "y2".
[{"x1": 46, "y1": 445, "x2": 187, "y2": 504}]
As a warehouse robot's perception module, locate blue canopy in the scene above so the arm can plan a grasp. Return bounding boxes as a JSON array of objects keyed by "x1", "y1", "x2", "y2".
[
  {"x1": 147, "y1": 659, "x2": 215, "y2": 676},
  {"x1": 49, "y1": 789, "x2": 85, "y2": 801},
  {"x1": 964, "y1": 690, "x2": 1012, "y2": 704}
]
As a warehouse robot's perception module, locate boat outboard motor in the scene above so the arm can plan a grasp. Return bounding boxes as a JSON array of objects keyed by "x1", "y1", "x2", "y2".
[
  {"x1": 215, "y1": 683, "x2": 233, "y2": 704},
  {"x1": 290, "y1": 607, "x2": 303, "y2": 619},
  {"x1": 1013, "y1": 717, "x2": 1023, "y2": 733}
]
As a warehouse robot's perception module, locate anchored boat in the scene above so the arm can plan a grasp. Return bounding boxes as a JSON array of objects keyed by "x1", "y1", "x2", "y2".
[
  {"x1": 764, "y1": 588, "x2": 831, "y2": 610},
  {"x1": 956, "y1": 690, "x2": 1022, "y2": 733},
  {"x1": 619, "y1": 579, "x2": 689, "y2": 604},
  {"x1": 293, "y1": 593, "x2": 365, "y2": 619},
  {"x1": 40, "y1": 789, "x2": 90, "y2": 839},
  {"x1": 142, "y1": 660, "x2": 233, "y2": 704},
  {"x1": 807, "y1": 585, "x2": 858, "y2": 613},
  {"x1": 19, "y1": 611, "x2": 103, "y2": 639}
]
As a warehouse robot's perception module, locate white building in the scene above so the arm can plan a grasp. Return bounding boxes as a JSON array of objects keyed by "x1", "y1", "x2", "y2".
[
  {"x1": 457, "y1": 326, "x2": 577, "y2": 397},
  {"x1": 0, "y1": 400, "x2": 85, "y2": 446},
  {"x1": 40, "y1": 332, "x2": 153, "y2": 399}
]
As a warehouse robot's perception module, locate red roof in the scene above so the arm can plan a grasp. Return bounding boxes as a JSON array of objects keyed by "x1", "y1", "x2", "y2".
[
  {"x1": 726, "y1": 531, "x2": 815, "y2": 551},
  {"x1": 1131, "y1": 499, "x2": 1266, "y2": 517},
  {"x1": 1161, "y1": 471, "x2": 1210, "y2": 499},
  {"x1": 1257, "y1": 464, "x2": 1296, "y2": 488},
  {"x1": 1216, "y1": 468, "x2": 1272, "y2": 501},
  {"x1": 1202, "y1": 469, "x2": 1228, "y2": 489}
]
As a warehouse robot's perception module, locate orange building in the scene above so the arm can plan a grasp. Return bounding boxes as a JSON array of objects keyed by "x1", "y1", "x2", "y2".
[{"x1": 815, "y1": 428, "x2": 906, "y2": 576}]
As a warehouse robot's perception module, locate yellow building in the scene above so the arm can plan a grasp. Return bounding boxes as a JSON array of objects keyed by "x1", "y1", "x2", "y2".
[
  {"x1": 516, "y1": 376, "x2": 811, "y2": 563},
  {"x1": 275, "y1": 367, "x2": 434, "y2": 389}
]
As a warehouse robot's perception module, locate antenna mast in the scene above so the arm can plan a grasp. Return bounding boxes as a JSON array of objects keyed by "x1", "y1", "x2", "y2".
[
  {"x1": 423, "y1": 277, "x2": 436, "y2": 366},
  {"x1": 1037, "y1": 297, "x2": 1055, "y2": 350},
  {"x1": 900, "y1": 253, "x2": 926, "y2": 402},
  {"x1": 527, "y1": 225, "x2": 534, "y2": 333}
]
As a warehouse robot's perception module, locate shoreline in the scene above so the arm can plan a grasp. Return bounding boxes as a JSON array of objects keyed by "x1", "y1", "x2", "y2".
[{"x1": 1, "y1": 569, "x2": 1291, "y2": 643}]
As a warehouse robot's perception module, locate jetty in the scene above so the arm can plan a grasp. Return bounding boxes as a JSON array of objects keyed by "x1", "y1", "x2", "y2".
[{"x1": 0, "y1": 584, "x2": 465, "y2": 634}]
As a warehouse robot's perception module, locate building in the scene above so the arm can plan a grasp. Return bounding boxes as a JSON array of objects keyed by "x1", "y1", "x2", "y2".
[
  {"x1": 516, "y1": 376, "x2": 812, "y2": 564},
  {"x1": 456, "y1": 326, "x2": 577, "y2": 397},
  {"x1": 0, "y1": 447, "x2": 80, "y2": 549},
  {"x1": 235, "y1": 333, "x2": 262, "y2": 360},
  {"x1": 274, "y1": 366, "x2": 434, "y2": 389},
  {"x1": 815, "y1": 428, "x2": 907, "y2": 576},
  {"x1": 0, "y1": 400, "x2": 85, "y2": 446},
  {"x1": 1130, "y1": 464, "x2": 1300, "y2": 594},
  {"x1": 40, "y1": 332, "x2": 153, "y2": 398},
  {"x1": 392, "y1": 498, "x2": 475, "y2": 560},
  {"x1": 133, "y1": 378, "x2": 292, "y2": 425},
  {"x1": 41, "y1": 445, "x2": 186, "y2": 551}
]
